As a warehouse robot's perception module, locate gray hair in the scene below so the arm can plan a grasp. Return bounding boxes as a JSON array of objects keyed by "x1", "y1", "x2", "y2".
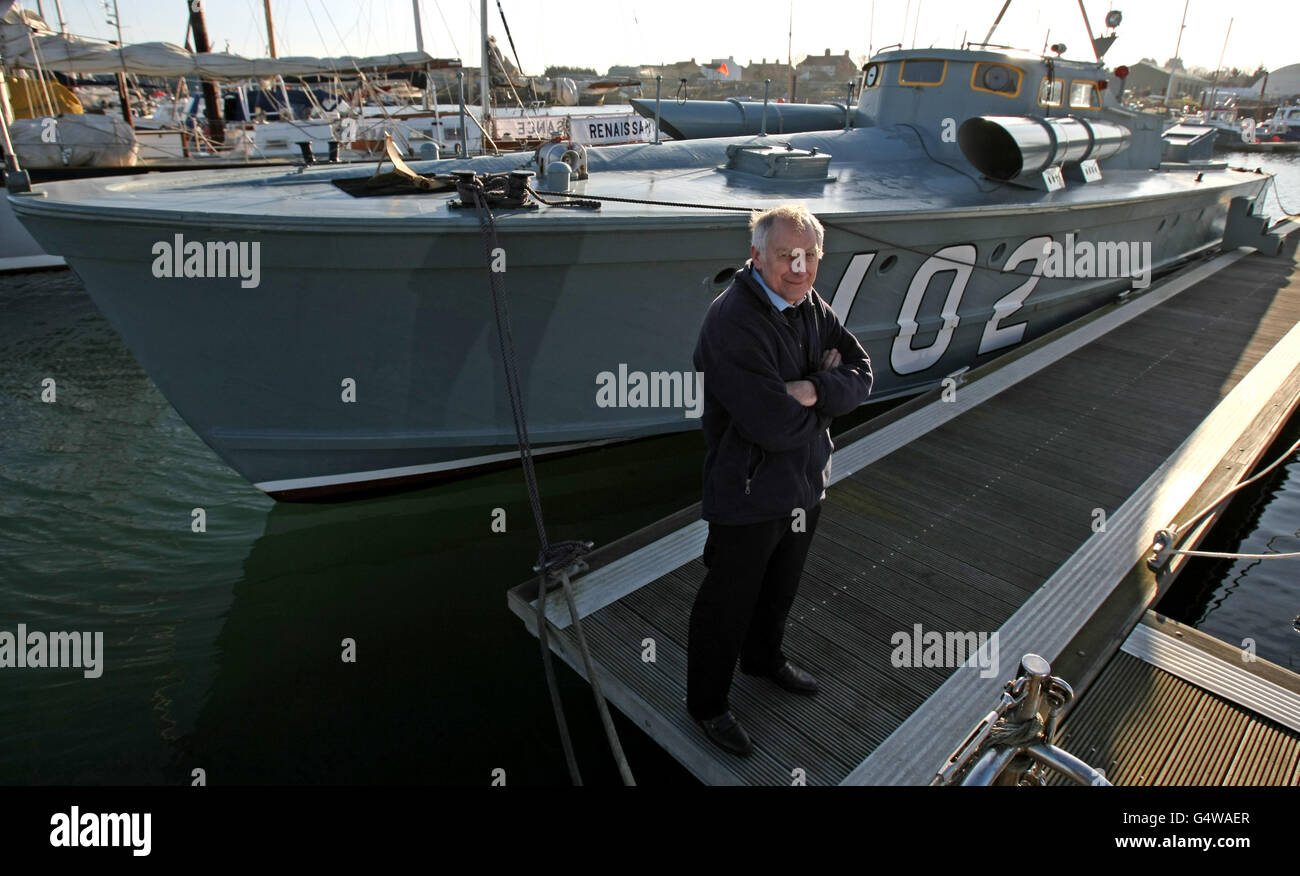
[{"x1": 750, "y1": 204, "x2": 825, "y2": 257}]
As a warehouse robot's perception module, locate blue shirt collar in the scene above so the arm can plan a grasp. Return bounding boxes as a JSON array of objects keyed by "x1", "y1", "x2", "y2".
[{"x1": 751, "y1": 263, "x2": 806, "y2": 312}]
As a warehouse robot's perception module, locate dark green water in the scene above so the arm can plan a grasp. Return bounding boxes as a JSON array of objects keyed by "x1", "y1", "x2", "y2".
[
  {"x1": 0, "y1": 268, "x2": 708, "y2": 784},
  {"x1": 2, "y1": 153, "x2": 1298, "y2": 785}
]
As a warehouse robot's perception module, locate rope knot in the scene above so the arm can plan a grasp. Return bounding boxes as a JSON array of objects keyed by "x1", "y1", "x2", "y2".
[
  {"x1": 534, "y1": 539, "x2": 594, "y2": 584},
  {"x1": 452, "y1": 170, "x2": 537, "y2": 210}
]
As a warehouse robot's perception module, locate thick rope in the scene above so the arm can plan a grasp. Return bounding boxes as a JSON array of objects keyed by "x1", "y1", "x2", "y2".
[
  {"x1": 467, "y1": 180, "x2": 635, "y2": 786},
  {"x1": 1265, "y1": 175, "x2": 1300, "y2": 220},
  {"x1": 558, "y1": 571, "x2": 636, "y2": 785}
]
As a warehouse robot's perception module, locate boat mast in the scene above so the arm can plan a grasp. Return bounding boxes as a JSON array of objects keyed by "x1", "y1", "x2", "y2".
[
  {"x1": 1205, "y1": 17, "x2": 1233, "y2": 117},
  {"x1": 262, "y1": 0, "x2": 295, "y2": 120},
  {"x1": 107, "y1": 0, "x2": 133, "y2": 126},
  {"x1": 412, "y1": 1, "x2": 430, "y2": 110},
  {"x1": 187, "y1": 0, "x2": 225, "y2": 143},
  {"x1": 1162, "y1": 0, "x2": 1189, "y2": 109},
  {"x1": 480, "y1": 0, "x2": 489, "y2": 131},
  {"x1": 35, "y1": 1, "x2": 65, "y2": 34},
  {"x1": 1076, "y1": 0, "x2": 1098, "y2": 60},
  {"x1": 263, "y1": 1, "x2": 278, "y2": 57},
  {"x1": 983, "y1": 0, "x2": 1011, "y2": 46},
  {"x1": 412, "y1": 0, "x2": 425, "y2": 53}
]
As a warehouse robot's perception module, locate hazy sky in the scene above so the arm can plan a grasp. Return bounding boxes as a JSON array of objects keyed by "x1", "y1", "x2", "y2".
[{"x1": 28, "y1": 0, "x2": 1295, "y2": 75}]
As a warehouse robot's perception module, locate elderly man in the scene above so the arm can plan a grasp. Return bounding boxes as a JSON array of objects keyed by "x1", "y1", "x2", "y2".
[{"x1": 688, "y1": 203, "x2": 873, "y2": 756}]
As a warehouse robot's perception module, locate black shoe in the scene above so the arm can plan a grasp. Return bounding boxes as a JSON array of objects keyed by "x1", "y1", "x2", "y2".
[
  {"x1": 696, "y1": 710, "x2": 754, "y2": 756},
  {"x1": 752, "y1": 660, "x2": 819, "y2": 695}
]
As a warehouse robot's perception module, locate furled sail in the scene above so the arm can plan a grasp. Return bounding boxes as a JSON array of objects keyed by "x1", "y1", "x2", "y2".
[{"x1": 0, "y1": 6, "x2": 454, "y2": 80}]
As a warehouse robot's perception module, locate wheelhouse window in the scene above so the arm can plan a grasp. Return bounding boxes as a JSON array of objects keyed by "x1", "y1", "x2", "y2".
[
  {"x1": 971, "y1": 62, "x2": 1023, "y2": 96},
  {"x1": 1069, "y1": 80, "x2": 1101, "y2": 109},
  {"x1": 862, "y1": 63, "x2": 882, "y2": 88},
  {"x1": 899, "y1": 59, "x2": 946, "y2": 86},
  {"x1": 1038, "y1": 78, "x2": 1063, "y2": 107}
]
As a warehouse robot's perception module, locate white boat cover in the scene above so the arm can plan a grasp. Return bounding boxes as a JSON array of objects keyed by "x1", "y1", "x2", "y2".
[
  {"x1": 0, "y1": 6, "x2": 452, "y2": 80},
  {"x1": 8, "y1": 112, "x2": 137, "y2": 168}
]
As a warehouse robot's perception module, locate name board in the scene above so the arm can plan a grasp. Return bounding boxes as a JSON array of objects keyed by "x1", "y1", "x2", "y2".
[{"x1": 568, "y1": 113, "x2": 656, "y2": 145}]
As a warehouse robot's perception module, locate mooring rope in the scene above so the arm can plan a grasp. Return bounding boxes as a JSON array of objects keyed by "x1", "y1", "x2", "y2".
[
  {"x1": 1156, "y1": 435, "x2": 1300, "y2": 563},
  {"x1": 1264, "y1": 174, "x2": 1300, "y2": 221},
  {"x1": 1163, "y1": 547, "x2": 1300, "y2": 560},
  {"x1": 465, "y1": 177, "x2": 636, "y2": 786}
]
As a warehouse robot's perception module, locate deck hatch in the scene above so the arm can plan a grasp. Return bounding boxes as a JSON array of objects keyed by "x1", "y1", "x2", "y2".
[{"x1": 723, "y1": 143, "x2": 833, "y2": 180}]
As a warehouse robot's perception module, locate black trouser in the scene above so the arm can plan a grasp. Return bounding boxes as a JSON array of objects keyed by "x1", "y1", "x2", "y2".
[{"x1": 686, "y1": 503, "x2": 822, "y2": 720}]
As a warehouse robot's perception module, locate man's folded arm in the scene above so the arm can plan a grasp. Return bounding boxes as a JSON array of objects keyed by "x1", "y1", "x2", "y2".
[
  {"x1": 809, "y1": 315, "x2": 874, "y2": 417},
  {"x1": 700, "y1": 331, "x2": 827, "y2": 453}
]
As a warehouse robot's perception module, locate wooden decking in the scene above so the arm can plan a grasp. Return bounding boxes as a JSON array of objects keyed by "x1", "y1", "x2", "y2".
[
  {"x1": 508, "y1": 226, "x2": 1300, "y2": 785},
  {"x1": 1048, "y1": 613, "x2": 1300, "y2": 785}
]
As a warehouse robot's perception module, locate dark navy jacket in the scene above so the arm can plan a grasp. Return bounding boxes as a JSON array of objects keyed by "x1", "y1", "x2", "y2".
[{"x1": 694, "y1": 261, "x2": 873, "y2": 525}]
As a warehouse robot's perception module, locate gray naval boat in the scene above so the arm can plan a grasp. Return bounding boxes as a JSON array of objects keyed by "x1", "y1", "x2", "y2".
[{"x1": 7, "y1": 44, "x2": 1283, "y2": 500}]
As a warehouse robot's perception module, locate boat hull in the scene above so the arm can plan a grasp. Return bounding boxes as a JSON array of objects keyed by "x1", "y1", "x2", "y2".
[{"x1": 11, "y1": 176, "x2": 1264, "y2": 499}]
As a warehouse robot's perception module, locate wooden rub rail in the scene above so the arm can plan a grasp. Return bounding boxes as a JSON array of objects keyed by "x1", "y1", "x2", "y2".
[{"x1": 508, "y1": 226, "x2": 1300, "y2": 785}]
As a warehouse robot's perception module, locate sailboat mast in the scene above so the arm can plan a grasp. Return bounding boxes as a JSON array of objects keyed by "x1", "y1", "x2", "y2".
[
  {"x1": 1206, "y1": 17, "x2": 1233, "y2": 116},
  {"x1": 1163, "y1": 0, "x2": 1189, "y2": 108},
  {"x1": 412, "y1": 0, "x2": 425, "y2": 53},
  {"x1": 480, "y1": 0, "x2": 489, "y2": 126},
  {"x1": 108, "y1": 0, "x2": 133, "y2": 126},
  {"x1": 262, "y1": 1, "x2": 295, "y2": 120},
  {"x1": 187, "y1": 0, "x2": 225, "y2": 143},
  {"x1": 263, "y1": 1, "x2": 278, "y2": 57}
]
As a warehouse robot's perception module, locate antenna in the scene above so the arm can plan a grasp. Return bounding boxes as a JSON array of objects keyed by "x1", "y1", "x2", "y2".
[{"x1": 787, "y1": 0, "x2": 793, "y2": 101}]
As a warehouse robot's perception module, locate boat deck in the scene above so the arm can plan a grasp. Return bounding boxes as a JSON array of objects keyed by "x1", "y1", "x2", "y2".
[
  {"x1": 11, "y1": 126, "x2": 1264, "y2": 228},
  {"x1": 506, "y1": 226, "x2": 1300, "y2": 786}
]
